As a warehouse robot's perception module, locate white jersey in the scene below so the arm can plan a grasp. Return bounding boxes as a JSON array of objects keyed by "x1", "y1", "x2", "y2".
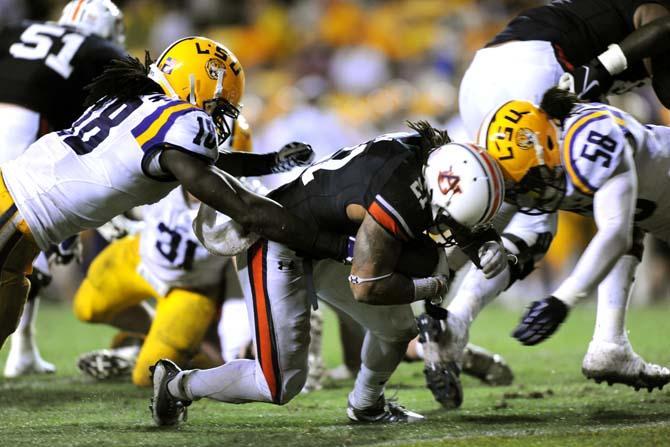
[
  {"x1": 138, "y1": 187, "x2": 228, "y2": 295},
  {"x1": 1, "y1": 94, "x2": 219, "y2": 250},
  {"x1": 559, "y1": 103, "x2": 670, "y2": 240}
]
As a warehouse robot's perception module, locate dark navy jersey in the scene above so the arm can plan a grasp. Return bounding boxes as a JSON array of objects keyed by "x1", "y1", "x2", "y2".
[
  {"x1": 0, "y1": 21, "x2": 126, "y2": 131},
  {"x1": 268, "y1": 133, "x2": 434, "y2": 241},
  {"x1": 488, "y1": 0, "x2": 670, "y2": 86}
]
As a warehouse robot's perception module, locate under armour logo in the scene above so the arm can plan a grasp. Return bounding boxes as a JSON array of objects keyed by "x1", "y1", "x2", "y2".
[
  {"x1": 277, "y1": 260, "x2": 295, "y2": 270},
  {"x1": 438, "y1": 169, "x2": 462, "y2": 196}
]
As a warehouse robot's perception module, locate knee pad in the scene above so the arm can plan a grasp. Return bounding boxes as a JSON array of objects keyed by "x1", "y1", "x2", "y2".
[
  {"x1": 502, "y1": 231, "x2": 553, "y2": 286},
  {"x1": 277, "y1": 368, "x2": 309, "y2": 405}
]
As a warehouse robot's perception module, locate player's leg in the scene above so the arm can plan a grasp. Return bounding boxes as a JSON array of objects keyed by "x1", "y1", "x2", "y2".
[
  {"x1": 132, "y1": 288, "x2": 218, "y2": 387},
  {"x1": 74, "y1": 236, "x2": 158, "y2": 379},
  {"x1": 314, "y1": 259, "x2": 423, "y2": 422},
  {"x1": 0, "y1": 176, "x2": 42, "y2": 348},
  {"x1": 459, "y1": 40, "x2": 565, "y2": 139},
  {"x1": 72, "y1": 235, "x2": 155, "y2": 332},
  {"x1": 4, "y1": 259, "x2": 55, "y2": 377},
  {"x1": 583, "y1": 229, "x2": 670, "y2": 391},
  {"x1": 154, "y1": 240, "x2": 311, "y2": 420},
  {"x1": 218, "y1": 260, "x2": 251, "y2": 362}
]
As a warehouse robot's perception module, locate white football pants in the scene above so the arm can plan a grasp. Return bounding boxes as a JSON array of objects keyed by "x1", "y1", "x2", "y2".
[
  {"x1": 182, "y1": 240, "x2": 417, "y2": 404},
  {"x1": 459, "y1": 40, "x2": 565, "y2": 139}
]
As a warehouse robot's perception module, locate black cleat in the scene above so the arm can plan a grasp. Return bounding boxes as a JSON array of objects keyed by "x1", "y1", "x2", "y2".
[
  {"x1": 149, "y1": 359, "x2": 191, "y2": 427},
  {"x1": 347, "y1": 395, "x2": 424, "y2": 423},
  {"x1": 417, "y1": 313, "x2": 463, "y2": 409}
]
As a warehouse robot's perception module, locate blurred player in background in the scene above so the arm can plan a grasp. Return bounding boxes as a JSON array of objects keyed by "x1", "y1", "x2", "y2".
[
  {"x1": 484, "y1": 88, "x2": 670, "y2": 391},
  {"x1": 149, "y1": 123, "x2": 508, "y2": 426},
  {"x1": 421, "y1": 0, "x2": 670, "y2": 407},
  {"x1": 0, "y1": 0, "x2": 126, "y2": 378}
]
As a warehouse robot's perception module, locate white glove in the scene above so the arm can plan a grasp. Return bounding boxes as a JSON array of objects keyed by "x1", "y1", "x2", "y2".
[
  {"x1": 478, "y1": 240, "x2": 507, "y2": 279},
  {"x1": 97, "y1": 214, "x2": 146, "y2": 242},
  {"x1": 193, "y1": 203, "x2": 259, "y2": 256}
]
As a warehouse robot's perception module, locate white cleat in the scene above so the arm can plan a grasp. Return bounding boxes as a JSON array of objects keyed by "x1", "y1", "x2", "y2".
[
  {"x1": 4, "y1": 340, "x2": 56, "y2": 378},
  {"x1": 582, "y1": 340, "x2": 670, "y2": 392}
]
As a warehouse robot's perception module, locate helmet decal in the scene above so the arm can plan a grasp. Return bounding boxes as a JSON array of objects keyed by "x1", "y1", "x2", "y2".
[
  {"x1": 206, "y1": 58, "x2": 226, "y2": 80},
  {"x1": 161, "y1": 57, "x2": 178, "y2": 75},
  {"x1": 437, "y1": 169, "x2": 462, "y2": 197},
  {"x1": 516, "y1": 128, "x2": 536, "y2": 150}
]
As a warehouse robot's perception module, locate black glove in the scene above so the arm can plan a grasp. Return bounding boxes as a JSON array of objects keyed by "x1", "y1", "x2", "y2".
[
  {"x1": 570, "y1": 58, "x2": 614, "y2": 102},
  {"x1": 512, "y1": 296, "x2": 569, "y2": 346},
  {"x1": 271, "y1": 142, "x2": 315, "y2": 173},
  {"x1": 47, "y1": 234, "x2": 82, "y2": 265}
]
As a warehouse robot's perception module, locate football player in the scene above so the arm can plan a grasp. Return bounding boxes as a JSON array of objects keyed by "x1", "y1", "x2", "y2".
[
  {"x1": 422, "y1": 0, "x2": 670, "y2": 406},
  {"x1": 149, "y1": 123, "x2": 508, "y2": 426},
  {"x1": 483, "y1": 88, "x2": 670, "y2": 391},
  {"x1": 0, "y1": 36, "x2": 348, "y2": 356},
  {"x1": 0, "y1": 0, "x2": 127, "y2": 378},
  {"x1": 73, "y1": 120, "x2": 311, "y2": 387}
]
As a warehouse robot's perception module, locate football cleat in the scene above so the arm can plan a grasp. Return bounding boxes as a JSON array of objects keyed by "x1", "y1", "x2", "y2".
[
  {"x1": 149, "y1": 359, "x2": 192, "y2": 427},
  {"x1": 347, "y1": 395, "x2": 424, "y2": 423},
  {"x1": 462, "y1": 344, "x2": 514, "y2": 386},
  {"x1": 76, "y1": 346, "x2": 139, "y2": 380},
  {"x1": 4, "y1": 341, "x2": 55, "y2": 378},
  {"x1": 417, "y1": 312, "x2": 464, "y2": 409},
  {"x1": 582, "y1": 340, "x2": 670, "y2": 392}
]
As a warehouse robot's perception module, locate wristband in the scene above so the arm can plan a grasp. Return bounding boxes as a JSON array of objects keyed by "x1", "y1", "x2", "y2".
[
  {"x1": 413, "y1": 277, "x2": 444, "y2": 301},
  {"x1": 597, "y1": 44, "x2": 628, "y2": 75}
]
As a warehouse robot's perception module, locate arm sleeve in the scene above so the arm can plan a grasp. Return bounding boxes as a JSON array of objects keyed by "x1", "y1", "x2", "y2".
[
  {"x1": 214, "y1": 150, "x2": 277, "y2": 177},
  {"x1": 552, "y1": 146, "x2": 638, "y2": 305}
]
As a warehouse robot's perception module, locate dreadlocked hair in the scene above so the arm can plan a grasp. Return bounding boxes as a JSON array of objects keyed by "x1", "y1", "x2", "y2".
[
  {"x1": 84, "y1": 51, "x2": 163, "y2": 107},
  {"x1": 406, "y1": 120, "x2": 451, "y2": 164},
  {"x1": 539, "y1": 87, "x2": 581, "y2": 124}
]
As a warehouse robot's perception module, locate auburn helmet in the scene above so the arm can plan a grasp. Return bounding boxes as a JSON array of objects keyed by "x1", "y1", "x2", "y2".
[
  {"x1": 148, "y1": 36, "x2": 245, "y2": 143},
  {"x1": 478, "y1": 100, "x2": 565, "y2": 214},
  {"x1": 59, "y1": 0, "x2": 125, "y2": 46},
  {"x1": 424, "y1": 142, "x2": 505, "y2": 236}
]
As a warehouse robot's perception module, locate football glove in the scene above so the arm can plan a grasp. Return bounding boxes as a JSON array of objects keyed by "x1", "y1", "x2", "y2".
[
  {"x1": 271, "y1": 142, "x2": 315, "y2": 173},
  {"x1": 48, "y1": 234, "x2": 83, "y2": 265},
  {"x1": 561, "y1": 59, "x2": 613, "y2": 102},
  {"x1": 478, "y1": 240, "x2": 507, "y2": 279},
  {"x1": 512, "y1": 296, "x2": 569, "y2": 346}
]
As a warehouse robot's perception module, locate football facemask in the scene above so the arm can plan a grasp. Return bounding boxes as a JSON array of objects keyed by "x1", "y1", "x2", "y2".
[{"x1": 506, "y1": 165, "x2": 566, "y2": 214}]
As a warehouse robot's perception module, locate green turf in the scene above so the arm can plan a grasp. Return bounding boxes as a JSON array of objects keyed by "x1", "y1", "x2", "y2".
[{"x1": 1, "y1": 302, "x2": 669, "y2": 446}]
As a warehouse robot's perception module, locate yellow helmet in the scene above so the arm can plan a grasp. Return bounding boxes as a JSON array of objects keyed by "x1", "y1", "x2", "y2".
[
  {"x1": 478, "y1": 100, "x2": 565, "y2": 214},
  {"x1": 148, "y1": 36, "x2": 245, "y2": 143},
  {"x1": 230, "y1": 114, "x2": 253, "y2": 152}
]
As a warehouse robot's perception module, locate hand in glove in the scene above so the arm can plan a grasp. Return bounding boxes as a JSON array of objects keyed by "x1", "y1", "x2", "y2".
[
  {"x1": 271, "y1": 142, "x2": 315, "y2": 173},
  {"x1": 512, "y1": 296, "x2": 569, "y2": 346},
  {"x1": 478, "y1": 240, "x2": 507, "y2": 279}
]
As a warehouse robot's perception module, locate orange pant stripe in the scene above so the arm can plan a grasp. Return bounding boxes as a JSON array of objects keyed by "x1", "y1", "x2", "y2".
[{"x1": 248, "y1": 240, "x2": 281, "y2": 403}]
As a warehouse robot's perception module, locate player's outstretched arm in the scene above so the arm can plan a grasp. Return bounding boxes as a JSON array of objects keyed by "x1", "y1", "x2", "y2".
[
  {"x1": 513, "y1": 150, "x2": 638, "y2": 346},
  {"x1": 161, "y1": 147, "x2": 347, "y2": 259},
  {"x1": 214, "y1": 142, "x2": 314, "y2": 177},
  {"x1": 349, "y1": 213, "x2": 447, "y2": 306},
  {"x1": 566, "y1": 3, "x2": 670, "y2": 102}
]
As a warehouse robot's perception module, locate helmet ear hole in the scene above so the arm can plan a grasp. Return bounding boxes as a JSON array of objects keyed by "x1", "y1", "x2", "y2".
[{"x1": 547, "y1": 136, "x2": 554, "y2": 150}]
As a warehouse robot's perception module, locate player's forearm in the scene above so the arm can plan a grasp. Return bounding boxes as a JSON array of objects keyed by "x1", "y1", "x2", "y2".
[
  {"x1": 350, "y1": 273, "x2": 416, "y2": 305},
  {"x1": 552, "y1": 229, "x2": 631, "y2": 306},
  {"x1": 214, "y1": 151, "x2": 275, "y2": 177},
  {"x1": 620, "y1": 16, "x2": 670, "y2": 62},
  {"x1": 553, "y1": 166, "x2": 636, "y2": 306}
]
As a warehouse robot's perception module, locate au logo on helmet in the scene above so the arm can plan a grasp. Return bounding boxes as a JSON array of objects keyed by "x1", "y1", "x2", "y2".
[{"x1": 437, "y1": 169, "x2": 462, "y2": 197}]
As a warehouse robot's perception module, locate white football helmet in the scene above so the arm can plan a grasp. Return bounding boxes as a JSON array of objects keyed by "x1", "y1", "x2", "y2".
[
  {"x1": 59, "y1": 0, "x2": 125, "y2": 46},
  {"x1": 424, "y1": 142, "x2": 505, "y2": 233}
]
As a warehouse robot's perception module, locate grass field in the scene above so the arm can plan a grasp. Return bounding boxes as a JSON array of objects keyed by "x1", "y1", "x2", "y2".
[{"x1": 1, "y1": 302, "x2": 669, "y2": 447}]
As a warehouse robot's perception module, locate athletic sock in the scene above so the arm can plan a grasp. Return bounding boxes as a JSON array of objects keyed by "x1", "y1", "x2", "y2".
[{"x1": 348, "y1": 364, "x2": 392, "y2": 409}]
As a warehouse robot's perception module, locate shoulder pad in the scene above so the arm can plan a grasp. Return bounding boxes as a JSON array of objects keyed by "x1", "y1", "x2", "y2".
[{"x1": 562, "y1": 108, "x2": 626, "y2": 195}]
